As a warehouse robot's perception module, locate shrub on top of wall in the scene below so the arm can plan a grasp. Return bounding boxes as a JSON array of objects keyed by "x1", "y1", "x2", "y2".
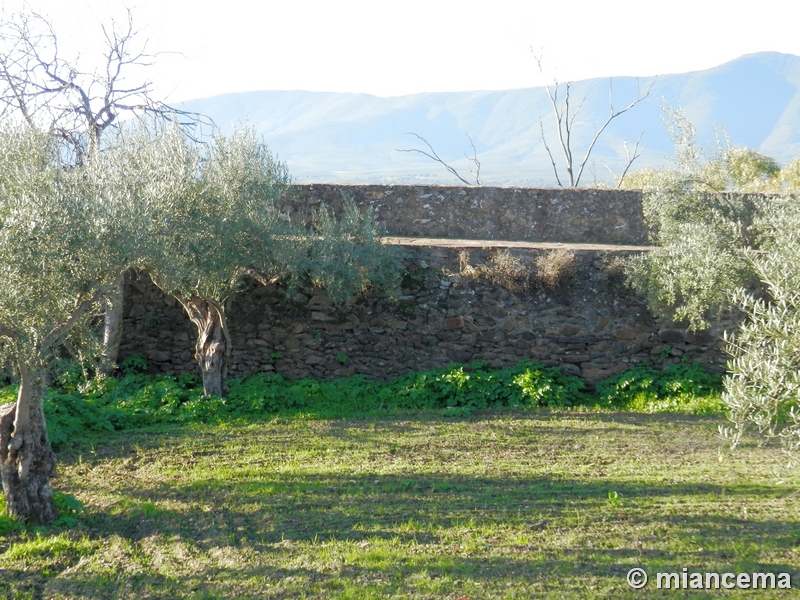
[
  {"x1": 535, "y1": 249, "x2": 577, "y2": 290},
  {"x1": 452, "y1": 248, "x2": 577, "y2": 295}
]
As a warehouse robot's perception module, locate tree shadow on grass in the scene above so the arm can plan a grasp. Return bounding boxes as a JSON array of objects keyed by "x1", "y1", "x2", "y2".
[
  {"x1": 50, "y1": 468, "x2": 796, "y2": 598},
  {"x1": 57, "y1": 408, "x2": 725, "y2": 450},
  {"x1": 6, "y1": 482, "x2": 799, "y2": 598},
  {"x1": 9, "y1": 411, "x2": 799, "y2": 598},
  {"x1": 5, "y1": 549, "x2": 798, "y2": 599}
]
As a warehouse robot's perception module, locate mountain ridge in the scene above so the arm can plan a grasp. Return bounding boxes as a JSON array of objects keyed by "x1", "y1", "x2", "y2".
[{"x1": 178, "y1": 52, "x2": 800, "y2": 186}]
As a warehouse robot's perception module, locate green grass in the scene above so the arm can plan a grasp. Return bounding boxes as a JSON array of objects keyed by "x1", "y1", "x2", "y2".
[
  {"x1": 2, "y1": 409, "x2": 799, "y2": 598},
  {"x1": 0, "y1": 361, "x2": 784, "y2": 598}
]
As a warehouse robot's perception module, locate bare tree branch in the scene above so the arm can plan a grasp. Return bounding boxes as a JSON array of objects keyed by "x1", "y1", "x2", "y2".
[
  {"x1": 464, "y1": 132, "x2": 481, "y2": 185},
  {"x1": 573, "y1": 78, "x2": 653, "y2": 186},
  {"x1": 615, "y1": 132, "x2": 646, "y2": 187},
  {"x1": 396, "y1": 132, "x2": 481, "y2": 186},
  {"x1": 0, "y1": 7, "x2": 213, "y2": 166},
  {"x1": 534, "y1": 50, "x2": 654, "y2": 187},
  {"x1": 539, "y1": 117, "x2": 563, "y2": 187},
  {"x1": 40, "y1": 270, "x2": 126, "y2": 352},
  {"x1": 239, "y1": 266, "x2": 281, "y2": 287}
]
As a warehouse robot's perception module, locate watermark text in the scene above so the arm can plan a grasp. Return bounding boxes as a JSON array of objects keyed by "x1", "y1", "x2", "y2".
[{"x1": 627, "y1": 567, "x2": 792, "y2": 590}]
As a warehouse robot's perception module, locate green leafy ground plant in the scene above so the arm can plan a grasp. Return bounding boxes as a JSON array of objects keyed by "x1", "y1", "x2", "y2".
[
  {"x1": 1, "y1": 359, "x2": 727, "y2": 452},
  {"x1": 594, "y1": 362, "x2": 724, "y2": 414}
]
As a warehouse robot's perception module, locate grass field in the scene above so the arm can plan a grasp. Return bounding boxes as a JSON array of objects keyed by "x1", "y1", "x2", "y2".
[{"x1": 2, "y1": 408, "x2": 799, "y2": 599}]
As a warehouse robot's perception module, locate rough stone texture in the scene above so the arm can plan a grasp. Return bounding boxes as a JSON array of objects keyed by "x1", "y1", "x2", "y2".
[
  {"x1": 283, "y1": 184, "x2": 648, "y2": 245},
  {"x1": 119, "y1": 245, "x2": 734, "y2": 388}
]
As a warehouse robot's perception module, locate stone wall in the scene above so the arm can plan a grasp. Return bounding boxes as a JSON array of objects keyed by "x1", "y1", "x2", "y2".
[
  {"x1": 284, "y1": 184, "x2": 648, "y2": 245},
  {"x1": 120, "y1": 244, "x2": 729, "y2": 387}
]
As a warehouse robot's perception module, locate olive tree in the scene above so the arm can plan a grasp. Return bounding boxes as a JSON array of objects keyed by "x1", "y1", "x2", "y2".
[
  {"x1": 128, "y1": 124, "x2": 294, "y2": 397},
  {"x1": 628, "y1": 188, "x2": 800, "y2": 454},
  {"x1": 0, "y1": 124, "x2": 142, "y2": 524},
  {"x1": 626, "y1": 108, "x2": 788, "y2": 329},
  {"x1": 115, "y1": 123, "x2": 400, "y2": 397},
  {"x1": 624, "y1": 108, "x2": 800, "y2": 452}
]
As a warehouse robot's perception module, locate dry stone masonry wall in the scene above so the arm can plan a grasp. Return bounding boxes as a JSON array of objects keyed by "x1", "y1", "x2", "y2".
[
  {"x1": 118, "y1": 184, "x2": 737, "y2": 385},
  {"x1": 120, "y1": 245, "x2": 729, "y2": 387},
  {"x1": 285, "y1": 184, "x2": 648, "y2": 245}
]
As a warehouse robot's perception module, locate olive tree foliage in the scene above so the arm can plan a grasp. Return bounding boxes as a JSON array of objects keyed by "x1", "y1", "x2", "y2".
[
  {"x1": 0, "y1": 124, "x2": 138, "y2": 379},
  {"x1": 624, "y1": 107, "x2": 800, "y2": 453},
  {"x1": 721, "y1": 199, "x2": 800, "y2": 453},
  {"x1": 622, "y1": 107, "x2": 794, "y2": 194},
  {"x1": 626, "y1": 184, "x2": 764, "y2": 330},
  {"x1": 0, "y1": 124, "x2": 143, "y2": 524},
  {"x1": 305, "y1": 199, "x2": 402, "y2": 301},
  {"x1": 112, "y1": 122, "x2": 401, "y2": 397},
  {"x1": 779, "y1": 158, "x2": 800, "y2": 191},
  {"x1": 625, "y1": 106, "x2": 785, "y2": 330}
]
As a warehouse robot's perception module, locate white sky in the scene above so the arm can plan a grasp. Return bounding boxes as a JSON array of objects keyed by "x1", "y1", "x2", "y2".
[{"x1": 3, "y1": 0, "x2": 800, "y2": 102}]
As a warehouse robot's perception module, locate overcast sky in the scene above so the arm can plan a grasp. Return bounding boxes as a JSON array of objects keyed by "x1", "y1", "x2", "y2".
[{"x1": 3, "y1": 0, "x2": 800, "y2": 102}]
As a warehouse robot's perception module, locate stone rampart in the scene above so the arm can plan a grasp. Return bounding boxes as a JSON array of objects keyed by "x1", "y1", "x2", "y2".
[
  {"x1": 120, "y1": 242, "x2": 729, "y2": 386},
  {"x1": 284, "y1": 184, "x2": 648, "y2": 245}
]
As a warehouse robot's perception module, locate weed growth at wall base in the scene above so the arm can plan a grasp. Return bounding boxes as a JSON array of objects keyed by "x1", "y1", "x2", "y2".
[
  {"x1": 0, "y1": 359, "x2": 724, "y2": 452},
  {"x1": 594, "y1": 362, "x2": 723, "y2": 414}
]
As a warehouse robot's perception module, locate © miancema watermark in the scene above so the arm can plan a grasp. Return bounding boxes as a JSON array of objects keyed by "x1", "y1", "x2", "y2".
[{"x1": 626, "y1": 567, "x2": 792, "y2": 590}]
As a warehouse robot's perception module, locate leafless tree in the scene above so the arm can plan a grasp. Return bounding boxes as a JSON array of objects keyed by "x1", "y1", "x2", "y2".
[
  {"x1": 0, "y1": 5, "x2": 211, "y2": 370},
  {"x1": 397, "y1": 132, "x2": 481, "y2": 185},
  {"x1": 603, "y1": 133, "x2": 646, "y2": 187},
  {"x1": 0, "y1": 6, "x2": 210, "y2": 165},
  {"x1": 534, "y1": 52, "x2": 652, "y2": 187}
]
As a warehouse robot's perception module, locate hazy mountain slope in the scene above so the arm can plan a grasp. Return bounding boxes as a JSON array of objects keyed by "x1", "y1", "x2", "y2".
[{"x1": 179, "y1": 52, "x2": 800, "y2": 186}]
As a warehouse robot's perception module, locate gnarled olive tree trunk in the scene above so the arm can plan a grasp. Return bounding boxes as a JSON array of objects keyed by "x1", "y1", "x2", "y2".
[
  {"x1": 100, "y1": 272, "x2": 126, "y2": 374},
  {"x1": 180, "y1": 296, "x2": 232, "y2": 397},
  {"x1": 0, "y1": 363, "x2": 57, "y2": 524}
]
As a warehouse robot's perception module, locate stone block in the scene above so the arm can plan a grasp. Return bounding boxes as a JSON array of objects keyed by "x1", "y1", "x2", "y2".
[
  {"x1": 658, "y1": 329, "x2": 685, "y2": 344},
  {"x1": 444, "y1": 316, "x2": 464, "y2": 330},
  {"x1": 560, "y1": 363, "x2": 582, "y2": 377},
  {"x1": 562, "y1": 354, "x2": 590, "y2": 363},
  {"x1": 686, "y1": 330, "x2": 713, "y2": 344},
  {"x1": 488, "y1": 306, "x2": 508, "y2": 319},
  {"x1": 614, "y1": 329, "x2": 637, "y2": 340},
  {"x1": 560, "y1": 324, "x2": 581, "y2": 336},
  {"x1": 311, "y1": 311, "x2": 335, "y2": 321},
  {"x1": 581, "y1": 366, "x2": 613, "y2": 384}
]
